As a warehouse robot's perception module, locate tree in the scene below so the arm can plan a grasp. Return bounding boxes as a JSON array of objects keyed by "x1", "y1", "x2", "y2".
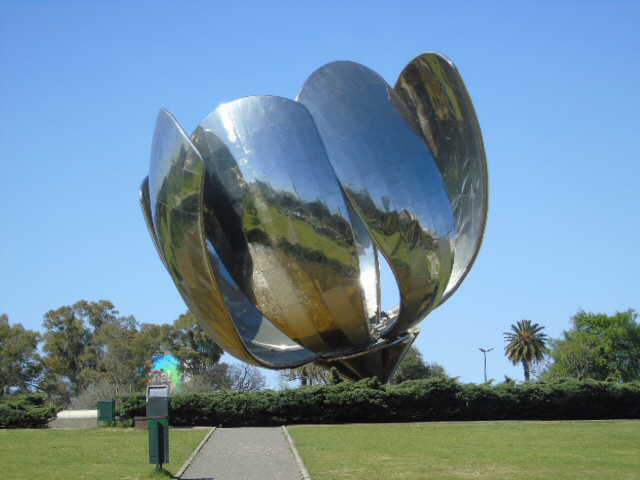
[
  {"x1": 544, "y1": 309, "x2": 640, "y2": 382},
  {"x1": 0, "y1": 314, "x2": 43, "y2": 394},
  {"x1": 182, "y1": 363, "x2": 235, "y2": 392},
  {"x1": 228, "y1": 364, "x2": 266, "y2": 391},
  {"x1": 133, "y1": 323, "x2": 177, "y2": 384},
  {"x1": 71, "y1": 300, "x2": 120, "y2": 331},
  {"x1": 503, "y1": 320, "x2": 549, "y2": 381},
  {"x1": 136, "y1": 323, "x2": 175, "y2": 355},
  {"x1": 91, "y1": 314, "x2": 142, "y2": 395},
  {"x1": 39, "y1": 303, "x2": 232, "y2": 399},
  {"x1": 503, "y1": 320, "x2": 549, "y2": 382},
  {"x1": 173, "y1": 312, "x2": 223, "y2": 378},
  {"x1": 390, "y1": 347, "x2": 447, "y2": 384},
  {"x1": 41, "y1": 304, "x2": 92, "y2": 394},
  {"x1": 166, "y1": 311, "x2": 237, "y2": 393},
  {"x1": 61, "y1": 300, "x2": 122, "y2": 380},
  {"x1": 42, "y1": 300, "x2": 152, "y2": 398}
]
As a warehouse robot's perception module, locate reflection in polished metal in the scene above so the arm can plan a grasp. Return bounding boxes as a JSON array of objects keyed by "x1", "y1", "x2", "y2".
[{"x1": 140, "y1": 52, "x2": 488, "y2": 382}]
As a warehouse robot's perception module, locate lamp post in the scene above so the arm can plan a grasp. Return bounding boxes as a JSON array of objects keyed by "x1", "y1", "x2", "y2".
[{"x1": 479, "y1": 347, "x2": 494, "y2": 383}]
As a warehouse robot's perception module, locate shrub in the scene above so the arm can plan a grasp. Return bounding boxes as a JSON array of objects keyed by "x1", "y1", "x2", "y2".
[
  {"x1": 68, "y1": 381, "x2": 119, "y2": 410},
  {"x1": 0, "y1": 394, "x2": 59, "y2": 428},
  {"x1": 116, "y1": 392, "x2": 145, "y2": 419},
  {"x1": 115, "y1": 379, "x2": 640, "y2": 427}
]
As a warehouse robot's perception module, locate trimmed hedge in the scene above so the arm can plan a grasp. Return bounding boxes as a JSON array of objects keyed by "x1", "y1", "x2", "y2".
[
  {"x1": 116, "y1": 378, "x2": 640, "y2": 427},
  {"x1": 0, "y1": 394, "x2": 59, "y2": 428}
]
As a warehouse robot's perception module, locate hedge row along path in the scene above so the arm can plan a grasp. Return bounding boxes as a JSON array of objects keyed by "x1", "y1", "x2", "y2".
[
  {"x1": 179, "y1": 426, "x2": 303, "y2": 480},
  {"x1": 116, "y1": 378, "x2": 640, "y2": 427}
]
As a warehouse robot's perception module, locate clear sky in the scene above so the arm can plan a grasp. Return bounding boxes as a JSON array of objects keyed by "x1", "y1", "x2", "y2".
[{"x1": 2, "y1": 1, "x2": 639, "y2": 386}]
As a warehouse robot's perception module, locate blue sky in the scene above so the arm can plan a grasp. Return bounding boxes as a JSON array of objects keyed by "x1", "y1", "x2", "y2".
[{"x1": 2, "y1": 1, "x2": 639, "y2": 386}]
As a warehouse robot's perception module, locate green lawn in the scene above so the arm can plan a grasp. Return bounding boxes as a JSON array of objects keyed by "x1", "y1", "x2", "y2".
[
  {"x1": 289, "y1": 421, "x2": 640, "y2": 480},
  {"x1": 0, "y1": 427, "x2": 208, "y2": 480}
]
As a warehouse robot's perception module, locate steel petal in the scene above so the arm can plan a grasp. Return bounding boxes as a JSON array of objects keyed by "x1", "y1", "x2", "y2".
[
  {"x1": 139, "y1": 176, "x2": 168, "y2": 270},
  {"x1": 194, "y1": 96, "x2": 377, "y2": 354},
  {"x1": 395, "y1": 52, "x2": 488, "y2": 304},
  {"x1": 147, "y1": 109, "x2": 314, "y2": 368},
  {"x1": 298, "y1": 62, "x2": 455, "y2": 336}
]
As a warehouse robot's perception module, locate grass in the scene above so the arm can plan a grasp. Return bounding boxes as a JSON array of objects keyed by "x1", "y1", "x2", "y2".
[
  {"x1": 0, "y1": 427, "x2": 209, "y2": 480},
  {"x1": 289, "y1": 420, "x2": 640, "y2": 480}
]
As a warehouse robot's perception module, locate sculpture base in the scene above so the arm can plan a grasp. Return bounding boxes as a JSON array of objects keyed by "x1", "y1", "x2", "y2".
[{"x1": 318, "y1": 330, "x2": 418, "y2": 383}]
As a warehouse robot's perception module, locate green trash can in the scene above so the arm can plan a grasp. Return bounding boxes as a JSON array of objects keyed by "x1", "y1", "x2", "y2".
[{"x1": 97, "y1": 398, "x2": 115, "y2": 424}]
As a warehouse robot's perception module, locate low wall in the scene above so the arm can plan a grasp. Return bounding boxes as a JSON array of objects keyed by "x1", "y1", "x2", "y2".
[{"x1": 49, "y1": 409, "x2": 97, "y2": 429}]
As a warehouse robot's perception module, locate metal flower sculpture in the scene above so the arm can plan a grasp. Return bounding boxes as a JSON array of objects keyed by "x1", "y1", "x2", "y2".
[{"x1": 139, "y1": 52, "x2": 488, "y2": 382}]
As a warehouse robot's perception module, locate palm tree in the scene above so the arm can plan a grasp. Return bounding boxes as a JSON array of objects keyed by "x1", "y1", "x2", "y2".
[{"x1": 503, "y1": 320, "x2": 549, "y2": 381}]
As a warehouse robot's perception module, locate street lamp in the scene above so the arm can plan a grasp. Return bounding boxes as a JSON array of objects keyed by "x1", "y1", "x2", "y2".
[{"x1": 479, "y1": 347, "x2": 494, "y2": 383}]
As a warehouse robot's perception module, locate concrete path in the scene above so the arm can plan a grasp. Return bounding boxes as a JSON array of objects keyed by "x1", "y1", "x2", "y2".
[{"x1": 179, "y1": 427, "x2": 303, "y2": 480}]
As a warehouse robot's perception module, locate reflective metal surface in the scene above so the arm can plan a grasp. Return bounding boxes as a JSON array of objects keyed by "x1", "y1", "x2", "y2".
[
  {"x1": 140, "y1": 53, "x2": 488, "y2": 381},
  {"x1": 139, "y1": 176, "x2": 167, "y2": 270},
  {"x1": 193, "y1": 96, "x2": 374, "y2": 355},
  {"x1": 144, "y1": 109, "x2": 315, "y2": 368},
  {"x1": 145, "y1": 109, "x2": 253, "y2": 364},
  {"x1": 395, "y1": 52, "x2": 488, "y2": 305},
  {"x1": 319, "y1": 331, "x2": 418, "y2": 381},
  {"x1": 298, "y1": 61, "x2": 455, "y2": 336}
]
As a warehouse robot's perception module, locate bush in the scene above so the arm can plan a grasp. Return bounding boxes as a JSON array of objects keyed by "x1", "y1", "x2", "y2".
[
  {"x1": 114, "y1": 379, "x2": 640, "y2": 427},
  {"x1": 116, "y1": 392, "x2": 145, "y2": 419},
  {"x1": 0, "y1": 394, "x2": 59, "y2": 428},
  {"x1": 68, "y1": 381, "x2": 119, "y2": 410}
]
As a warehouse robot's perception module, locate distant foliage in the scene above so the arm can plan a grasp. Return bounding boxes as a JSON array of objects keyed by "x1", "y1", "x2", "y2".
[
  {"x1": 390, "y1": 347, "x2": 448, "y2": 384},
  {"x1": 37, "y1": 301, "x2": 253, "y2": 406},
  {"x1": 173, "y1": 312, "x2": 223, "y2": 377},
  {"x1": 8, "y1": 297, "x2": 640, "y2": 420},
  {"x1": 68, "y1": 380, "x2": 119, "y2": 410},
  {"x1": 1, "y1": 298, "x2": 270, "y2": 410},
  {"x1": 227, "y1": 364, "x2": 266, "y2": 391},
  {"x1": 181, "y1": 364, "x2": 235, "y2": 393},
  {"x1": 0, "y1": 394, "x2": 58, "y2": 428},
  {"x1": 41, "y1": 300, "x2": 144, "y2": 399},
  {"x1": 544, "y1": 310, "x2": 640, "y2": 382},
  {"x1": 0, "y1": 314, "x2": 43, "y2": 395},
  {"x1": 116, "y1": 378, "x2": 640, "y2": 427},
  {"x1": 182, "y1": 363, "x2": 266, "y2": 393}
]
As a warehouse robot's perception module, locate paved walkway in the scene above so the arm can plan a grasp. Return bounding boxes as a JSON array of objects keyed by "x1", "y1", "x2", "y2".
[{"x1": 180, "y1": 427, "x2": 302, "y2": 480}]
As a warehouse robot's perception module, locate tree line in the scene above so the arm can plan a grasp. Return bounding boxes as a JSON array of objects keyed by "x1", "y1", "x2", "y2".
[
  {"x1": 503, "y1": 309, "x2": 640, "y2": 383},
  {"x1": 0, "y1": 300, "x2": 265, "y2": 407},
  {"x1": 2, "y1": 300, "x2": 638, "y2": 408},
  {"x1": 290, "y1": 308, "x2": 640, "y2": 387}
]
